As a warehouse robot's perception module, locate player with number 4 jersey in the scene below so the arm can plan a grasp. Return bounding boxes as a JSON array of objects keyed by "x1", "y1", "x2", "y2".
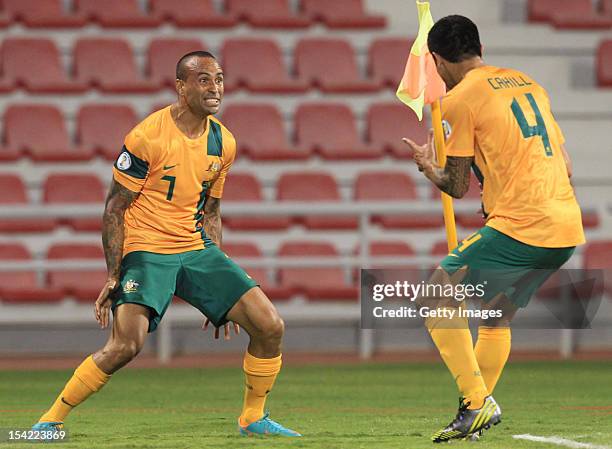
[{"x1": 402, "y1": 15, "x2": 584, "y2": 443}]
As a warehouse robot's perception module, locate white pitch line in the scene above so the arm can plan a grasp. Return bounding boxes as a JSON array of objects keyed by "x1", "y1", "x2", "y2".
[{"x1": 513, "y1": 434, "x2": 612, "y2": 449}]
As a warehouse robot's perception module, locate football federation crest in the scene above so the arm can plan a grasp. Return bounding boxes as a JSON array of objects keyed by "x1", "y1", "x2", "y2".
[
  {"x1": 123, "y1": 279, "x2": 140, "y2": 293},
  {"x1": 117, "y1": 151, "x2": 132, "y2": 170}
]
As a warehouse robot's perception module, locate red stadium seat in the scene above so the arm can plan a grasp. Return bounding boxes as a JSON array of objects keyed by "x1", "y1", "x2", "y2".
[
  {"x1": 226, "y1": 0, "x2": 310, "y2": 28},
  {"x1": 581, "y1": 211, "x2": 600, "y2": 229},
  {"x1": 551, "y1": 0, "x2": 612, "y2": 29},
  {"x1": 221, "y1": 104, "x2": 309, "y2": 160},
  {"x1": 222, "y1": 38, "x2": 307, "y2": 93},
  {"x1": 366, "y1": 102, "x2": 427, "y2": 158},
  {"x1": 552, "y1": 13, "x2": 612, "y2": 29},
  {"x1": 277, "y1": 172, "x2": 358, "y2": 229},
  {"x1": 295, "y1": 103, "x2": 381, "y2": 159},
  {"x1": 222, "y1": 172, "x2": 291, "y2": 230},
  {"x1": 431, "y1": 241, "x2": 453, "y2": 257},
  {"x1": 4, "y1": 104, "x2": 92, "y2": 161},
  {"x1": 368, "y1": 38, "x2": 413, "y2": 89},
  {"x1": 278, "y1": 241, "x2": 357, "y2": 301},
  {"x1": 528, "y1": 0, "x2": 593, "y2": 22},
  {"x1": 354, "y1": 241, "x2": 420, "y2": 281},
  {"x1": 0, "y1": 174, "x2": 56, "y2": 233},
  {"x1": 150, "y1": 0, "x2": 236, "y2": 27},
  {"x1": 529, "y1": 0, "x2": 612, "y2": 29},
  {"x1": 1, "y1": 38, "x2": 86, "y2": 93},
  {"x1": 355, "y1": 170, "x2": 443, "y2": 229},
  {"x1": 75, "y1": 0, "x2": 160, "y2": 27},
  {"x1": 295, "y1": 39, "x2": 378, "y2": 93},
  {"x1": 43, "y1": 173, "x2": 105, "y2": 231},
  {"x1": 222, "y1": 242, "x2": 292, "y2": 300},
  {"x1": 300, "y1": 0, "x2": 385, "y2": 28},
  {"x1": 583, "y1": 241, "x2": 612, "y2": 270},
  {"x1": 0, "y1": 4, "x2": 8, "y2": 28},
  {"x1": 74, "y1": 39, "x2": 158, "y2": 93},
  {"x1": 77, "y1": 104, "x2": 138, "y2": 160},
  {"x1": 47, "y1": 243, "x2": 106, "y2": 302},
  {"x1": 355, "y1": 170, "x2": 418, "y2": 200},
  {"x1": 597, "y1": 40, "x2": 612, "y2": 87},
  {"x1": 583, "y1": 241, "x2": 612, "y2": 296},
  {"x1": 147, "y1": 38, "x2": 207, "y2": 89},
  {"x1": 4, "y1": 0, "x2": 85, "y2": 27},
  {"x1": 604, "y1": 0, "x2": 612, "y2": 16},
  {"x1": 0, "y1": 243, "x2": 63, "y2": 303}
]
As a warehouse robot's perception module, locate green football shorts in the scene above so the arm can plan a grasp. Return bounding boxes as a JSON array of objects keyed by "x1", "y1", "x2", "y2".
[
  {"x1": 440, "y1": 226, "x2": 575, "y2": 307},
  {"x1": 111, "y1": 245, "x2": 258, "y2": 332}
]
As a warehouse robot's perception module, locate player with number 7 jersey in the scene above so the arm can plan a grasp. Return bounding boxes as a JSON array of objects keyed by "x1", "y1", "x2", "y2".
[
  {"x1": 113, "y1": 107, "x2": 232, "y2": 254},
  {"x1": 33, "y1": 51, "x2": 300, "y2": 439}
]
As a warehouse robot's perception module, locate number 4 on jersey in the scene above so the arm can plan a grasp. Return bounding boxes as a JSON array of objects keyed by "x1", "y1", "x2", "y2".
[{"x1": 510, "y1": 93, "x2": 553, "y2": 157}]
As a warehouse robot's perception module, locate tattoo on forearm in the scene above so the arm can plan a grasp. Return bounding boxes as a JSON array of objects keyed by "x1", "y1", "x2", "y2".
[
  {"x1": 428, "y1": 156, "x2": 474, "y2": 199},
  {"x1": 202, "y1": 196, "x2": 222, "y2": 247},
  {"x1": 102, "y1": 180, "x2": 138, "y2": 279}
]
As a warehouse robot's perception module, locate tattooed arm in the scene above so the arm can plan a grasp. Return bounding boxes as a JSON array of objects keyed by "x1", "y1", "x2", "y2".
[
  {"x1": 421, "y1": 156, "x2": 474, "y2": 199},
  {"x1": 403, "y1": 131, "x2": 474, "y2": 199},
  {"x1": 202, "y1": 196, "x2": 222, "y2": 247},
  {"x1": 94, "y1": 179, "x2": 138, "y2": 328}
]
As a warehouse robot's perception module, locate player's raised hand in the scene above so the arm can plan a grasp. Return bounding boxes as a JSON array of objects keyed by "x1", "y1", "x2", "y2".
[
  {"x1": 94, "y1": 278, "x2": 118, "y2": 329},
  {"x1": 402, "y1": 129, "x2": 436, "y2": 172},
  {"x1": 203, "y1": 318, "x2": 240, "y2": 340}
]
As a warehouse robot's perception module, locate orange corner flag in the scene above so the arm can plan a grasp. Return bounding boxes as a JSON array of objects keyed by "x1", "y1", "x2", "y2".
[{"x1": 396, "y1": 1, "x2": 446, "y2": 121}]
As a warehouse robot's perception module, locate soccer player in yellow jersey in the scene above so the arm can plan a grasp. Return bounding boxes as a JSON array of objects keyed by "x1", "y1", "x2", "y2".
[
  {"x1": 33, "y1": 51, "x2": 300, "y2": 437},
  {"x1": 403, "y1": 16, "x2": 585, "y2": 442}
]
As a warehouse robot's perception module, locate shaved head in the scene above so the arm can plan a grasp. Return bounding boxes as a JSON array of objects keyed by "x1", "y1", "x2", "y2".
[{"x1": 176, "y1": 51, "x2": 217, "y2": 81}]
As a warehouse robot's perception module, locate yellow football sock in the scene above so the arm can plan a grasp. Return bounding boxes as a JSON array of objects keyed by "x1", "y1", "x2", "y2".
[
  {"x1": 239, "y1": 352, "x2": 282, "y2": 426},
  {"x1": 39, "y1": 355, "x2": 110, "y2": 423},
  {"x1": 474, "y1": 326, "x2": 511, "y2": 393},
  {"x1": 426, "y1": 309, "x2": 489, "y2": 410}
]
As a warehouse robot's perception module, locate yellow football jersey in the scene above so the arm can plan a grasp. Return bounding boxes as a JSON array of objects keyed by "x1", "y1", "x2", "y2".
[
  {"x1": 112, "y1": 106, "x2": 236, "y2": 255},
  {"x1": 441, "y1": 65, "x2": 585, "y2": 248}
]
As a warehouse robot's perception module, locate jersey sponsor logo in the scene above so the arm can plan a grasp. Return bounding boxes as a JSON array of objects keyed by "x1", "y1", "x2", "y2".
[
  {"x1": 123, "y1": 279, "x2": 140, "y2": 293},
  {"x1": 116, "y1": 151, "x2": 132, "y2": 171},
  {"x1": 442, "y1": 120, "x2": 452, "y2": 139}
]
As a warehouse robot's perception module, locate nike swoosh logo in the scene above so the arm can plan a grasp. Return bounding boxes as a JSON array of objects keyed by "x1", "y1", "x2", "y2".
[
  {"x1": 448, "y1": 253, "x2": 459, "y2": 258},
  {"x1": 163, "y1": 164, "x2": 177, "y2": 170}
]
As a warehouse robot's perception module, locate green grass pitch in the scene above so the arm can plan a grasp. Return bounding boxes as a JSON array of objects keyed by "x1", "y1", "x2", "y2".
[{"x1": 1, "y1": 360, "x2": 611, "y2": 448}]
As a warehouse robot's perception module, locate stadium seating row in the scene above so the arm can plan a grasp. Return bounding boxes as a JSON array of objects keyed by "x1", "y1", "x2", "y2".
[
  {"x1": 3, "y1": 36, "x2": 612, "y2": 92},
  {"x1": 0, "y1": 170, "x2": 600, "y2": 233},
  {"x1": 0, "y1": 170, "x2": 484, "y2": 232},
  {"x1": 528, "y1": 0, "x2": 612, "y2": 29},
  {"x1": 0, "y1": 102, "x2": 428, "y2": 161},
  {"x1": 0, "y1": 240, "x2": 398, "y2": 303},
  {"x1": 1, "y1": 239, "x2": 610, "y2": 303},
  {"x1": 0, "y1": 37, "x2": 411, "y2": 93},
  {"x1": 0, "y1": 0, "x2": 385, "y2": 29}
]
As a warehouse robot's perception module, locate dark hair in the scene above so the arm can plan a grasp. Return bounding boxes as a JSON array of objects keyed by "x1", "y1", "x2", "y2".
[
  {"x1": 427, "y1": 15, "x2": 481, "y2": 63},
  {"x1": 176, "y1": 51, "x2": 217, "y2": 80}
]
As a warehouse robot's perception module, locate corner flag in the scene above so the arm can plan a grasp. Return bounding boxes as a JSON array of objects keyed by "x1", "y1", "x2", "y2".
[{"x1": 396, "y1": 1, "x2": 458, "y2": 251}]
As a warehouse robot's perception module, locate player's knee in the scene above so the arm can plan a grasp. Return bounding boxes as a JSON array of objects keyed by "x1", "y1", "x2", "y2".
[
  {"x1": 265, "y1": 315, "x2": 284, "y2": 341},
  {"x1": 110, "y1": 340, "x2": 142, "y2": 364}
]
